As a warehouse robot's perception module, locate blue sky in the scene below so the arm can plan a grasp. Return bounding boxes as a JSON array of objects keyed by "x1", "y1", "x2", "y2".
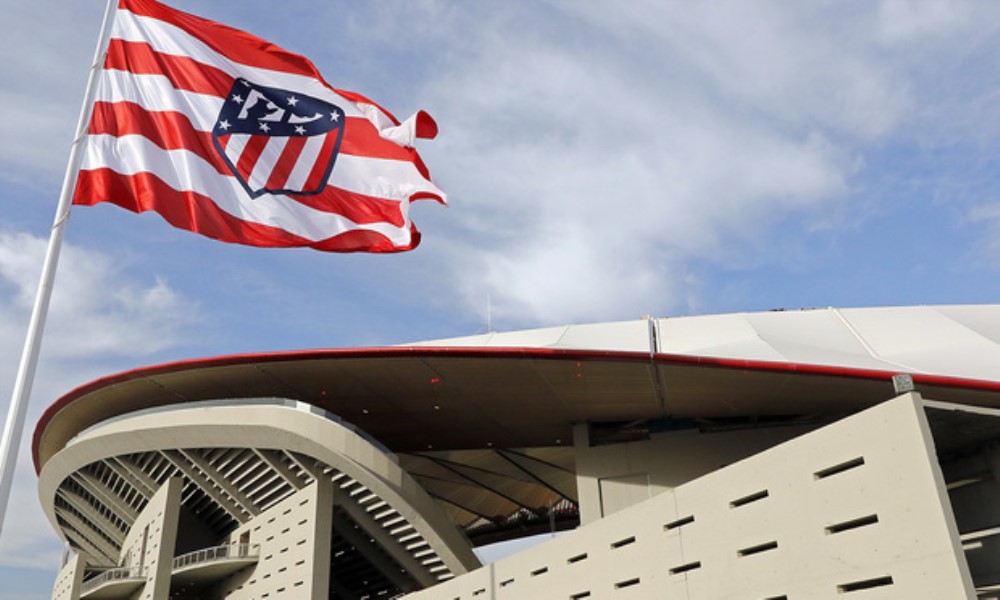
[{"x1": 3, "y1": 0, "x2": 1000, "y2": 596}]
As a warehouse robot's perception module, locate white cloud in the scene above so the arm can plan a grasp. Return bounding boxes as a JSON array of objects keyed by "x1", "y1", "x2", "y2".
[
  {"x1": 412, "y1": 3, "x2": 870, "y2": 324},
  {"x1": 378, "y1": 0, "x2": 1000, "y2": 325},
  {"x1": 0, "y1": 229, "x2": 194, "y2": 569},
  {"x1": 876, "y1": 0, "x2": 970, "y2": 44}
]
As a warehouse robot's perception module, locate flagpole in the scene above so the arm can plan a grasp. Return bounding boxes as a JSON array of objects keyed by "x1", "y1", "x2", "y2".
[{"x1": 0, "y1": 0, "x2": 118, "y2": 541}]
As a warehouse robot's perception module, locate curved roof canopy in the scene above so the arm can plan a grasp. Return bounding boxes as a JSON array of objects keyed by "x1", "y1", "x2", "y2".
[{"x1": 35, "y1": 305, "x2": 1000, "y2": 472}]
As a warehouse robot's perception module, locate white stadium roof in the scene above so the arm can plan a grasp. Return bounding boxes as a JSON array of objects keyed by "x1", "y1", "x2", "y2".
[{"x1": 414, "y1": 305, "x2": 1000, "y2": 384}]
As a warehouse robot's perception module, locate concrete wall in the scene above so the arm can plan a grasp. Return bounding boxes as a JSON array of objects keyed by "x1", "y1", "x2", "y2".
[
  {"x1": 215, "y1": 478, "x2": 333, "y2": 600},
  {"x1": 122, "y1": 476, "x2": 182, "y2": 600},
  {"x1": 49, "y1": 554, "x2": 83, "y2": 600},
  {"x1": 406, "y1": 394, "x2": 975, "y2": 599},
  {"x1": 574, "y1": 422, "x2": 816, "y2": 524}
]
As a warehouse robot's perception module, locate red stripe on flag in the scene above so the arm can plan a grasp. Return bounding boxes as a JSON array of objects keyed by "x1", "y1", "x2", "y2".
[
  {"x1": 286, "y1": 188, "x2": 406, "y2": 227},
  {"x1": 235, "y1": 135, "x2": 270, "y2": 183},
  {"x1": 301, "y1": 129, "x2": 341, "y2": 193},
  {"x1": 105, "y1": 39, "x2": 232, "y2": 97},
  {"x1": 264, "y1": 136, "x2": 307, "y2": 190},
  {"x1": 338, "y1": 117, "x2": 427, "y2": 171},
  {"x1": 121, "y1": 0, "x2": 330, "y2": 81},
  {"x1": 74, "y1": 168, "x2": 416, "y2": 252}
]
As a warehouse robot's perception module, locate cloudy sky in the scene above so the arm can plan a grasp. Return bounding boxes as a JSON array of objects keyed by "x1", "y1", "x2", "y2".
[{"x1": 3, "y1": 0, "x2": 1000, "y2": 596}]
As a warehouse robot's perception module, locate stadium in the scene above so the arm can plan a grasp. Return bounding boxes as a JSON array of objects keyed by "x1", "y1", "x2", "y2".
[{"x1": 34, "y1": 304, "x2": 1000, "y2": 599}]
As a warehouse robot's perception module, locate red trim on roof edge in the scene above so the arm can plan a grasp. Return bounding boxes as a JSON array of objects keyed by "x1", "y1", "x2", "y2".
[{"x1": 32, "y1": 346, "x2": 1000, "y2": 472}]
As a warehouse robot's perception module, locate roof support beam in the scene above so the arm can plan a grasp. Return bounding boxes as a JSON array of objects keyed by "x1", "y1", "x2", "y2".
[
  {"x1": 334, "y1": 491, "x2": 437, "y2": 587},
  {"x1": 105, "y1": 457, "x2": 156, "y2": 501},
  {"x1": 56, "y1": 489, "x2": 125, "y2": 546},
  {"x1": 253, "y1": 449, "x2": 306, "y2": 491},
  {"x1": 56, "y1": 508, "x2": 119, "y2": 565},
  {"x1": 160, "y1": 450, "x2": 249, "y2": 523},
  {"x1": 71, "y1": 471, "x2": 138, "y2": 524},
  {"x1": 176, "y1": 448, "x2": 261, "y2": 518},
  {"x1": 495, "y1": 449, "x2": 576, "y2": 503},
  {"x1": 286, "y1": 451, "x2": 330, "y2": 483},
  {"x1": 332, "y1": 510, "x2": 416, "y2": 592},
  {"x1": 419, "y1": 455, "x2": 529, "y2": 512}
]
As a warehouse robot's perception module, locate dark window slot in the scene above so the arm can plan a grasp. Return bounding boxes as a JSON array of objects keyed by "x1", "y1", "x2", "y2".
[
  {"x1": 570, "y1": 592, "x2": 591, "y2": 599},
  {"x1": 611, "y1": 536, "x2": 636, "y2": 549},
  {"x1": 664, "y1": 515, "x2": 695, "y2": 530},
  {"x1": 567, "y1": 552, "x2": 588, "y2": 564},
  {"x1": 669, "y1": 561, "x2": 702, "y2": 575},
  {"x1": 738, "y1": 540, "x2": 779, "y2": 557},
  {"x1": 615, "y1": 577, "x2": 640, "y2": 589},
  {"x1": 531, "y1": 567, "x2": 548, "y2": 576},
  {"x1": 826, "y1": 514, "x2": 879, "y2": 535},
  {"x1": 838, "y1": 575, "x2": 893, "y2": 592},
  {"x1": 730, "y1": 490, "x2": 769, "y2": 508},
  {"x1": 815, "y1": 457, "x2": 865, "y2": 480}
]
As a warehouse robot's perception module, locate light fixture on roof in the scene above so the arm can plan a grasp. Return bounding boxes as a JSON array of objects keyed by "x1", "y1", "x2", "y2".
[{"x1": 892, "y1": 373, "x2": 915, "y2": 395}]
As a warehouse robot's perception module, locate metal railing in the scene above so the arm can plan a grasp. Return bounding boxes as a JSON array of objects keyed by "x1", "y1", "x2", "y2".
[
  {"x1": 80, "y1": 566, "x2": 143, "y2": 595},
  {"x1": 172, "y1": 543, "x2": 259, "y2": 570}
]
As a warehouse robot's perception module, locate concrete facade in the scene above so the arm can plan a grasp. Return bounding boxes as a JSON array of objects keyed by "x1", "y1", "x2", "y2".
[{"x1": 407, "y1": 393, "x2": 976, "y2": 599}]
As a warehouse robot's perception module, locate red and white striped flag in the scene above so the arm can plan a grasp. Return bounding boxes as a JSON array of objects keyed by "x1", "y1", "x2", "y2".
[{"x1": 73, "y1": 0, "x2": 445, "y2": 252}]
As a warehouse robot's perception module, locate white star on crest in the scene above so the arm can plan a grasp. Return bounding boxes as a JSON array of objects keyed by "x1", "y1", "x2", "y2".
[
  {"x1": 287, "y1": 96, "x2": 299, "y2": 107},
  {"x1": 218, "y1": 120, "x2": 231, "y2": 130},
  {"x1": 231, "y1": 94, "x2": 244, "y2": 104},
  {"x1": 259, "y1": 122, "x2": 270, "y2": 132},
  {"x1": 330, "y1": 112, "x2": 340, "y2": 121},
  {"x1": 295, "y1": 125, "x2": 306, "y2": 135}
]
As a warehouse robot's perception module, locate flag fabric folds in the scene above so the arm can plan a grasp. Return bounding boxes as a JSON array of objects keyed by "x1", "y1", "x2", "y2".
[{"x1": 73, "y1": 0, "x2": 445, "y2": 252}]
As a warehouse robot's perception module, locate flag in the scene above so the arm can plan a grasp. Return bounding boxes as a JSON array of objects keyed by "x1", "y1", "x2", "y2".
[{"x1": 73, "y1": 0, "x2": 445, "y2": 252}]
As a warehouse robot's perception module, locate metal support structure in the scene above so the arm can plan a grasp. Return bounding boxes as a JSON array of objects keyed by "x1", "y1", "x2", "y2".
[{"x1": 0, "y1": 0, "x2": 117, "y2": 541}]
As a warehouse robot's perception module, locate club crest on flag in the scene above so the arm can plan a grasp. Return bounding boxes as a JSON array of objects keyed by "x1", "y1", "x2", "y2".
[{"x1": 212, "y1": 79, "x2": 346, "y2": 198}]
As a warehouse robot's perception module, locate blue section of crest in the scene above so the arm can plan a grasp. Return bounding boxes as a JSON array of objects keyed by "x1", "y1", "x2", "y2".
[{"x1": 212, "y1": 79, "x2": 346, "y2": 198}]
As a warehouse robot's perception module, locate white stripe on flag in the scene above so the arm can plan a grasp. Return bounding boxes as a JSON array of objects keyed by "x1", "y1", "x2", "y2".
[
  {"x1": 247, "y1": 135, "x2": 289, "y2": 191},
  {"x1": 285, "y1": 134, "x2": 327, "y2": 191},
  {"x1": 222, "y1": 133, "x2": 250, "y2": 166},
  {"x1": 330, "y1": 155, "x2": 446, "y2": 202},
  {"x1": 80, "y1": 134, "x2": 412, "y2": 243},
  {"x1": 95, "y1": 70, "x2": 223, "y2": 131}
]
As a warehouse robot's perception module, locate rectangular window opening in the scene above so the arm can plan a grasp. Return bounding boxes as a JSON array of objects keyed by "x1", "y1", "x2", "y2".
[
  {"x1": 611, "y1": 536, "x2": 636, "y2": 549},
  {"x1": 500, "y1": 578, "x2": 514, "y2": 587},
  {"x1": 730, "y1": 490, "x2": 769, "y2": 508},
  {"x1": 738, "y1": 540, "x2": 779, "y2": 557},
  {"x1": 615, "y1": 577, "x2": 640, "y2": 589},
  {"x1": 567, "y1": 552, "x2": 588, "y2": 564},
  {"x1": 669, "y1": 561, "x2": 702, "y2": 575},
  {"x1": 531, "y1": 567, "x2": 549, "y2": 577},
  {"x1": 826, "y1": 514, "x2": 879, "y2": 535},
  {"x1": 837, "y1": 575, "x2": 893, "y2": 593},
  {"x1": 664, "y1": 515, "x2": 695, "y2": 530},
  {"x1": 815, "y1": 457, "x2": 865, "y2": 480},
  {"x1": 570, "y1": 592, "x2": 591, "y2": 599}
]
